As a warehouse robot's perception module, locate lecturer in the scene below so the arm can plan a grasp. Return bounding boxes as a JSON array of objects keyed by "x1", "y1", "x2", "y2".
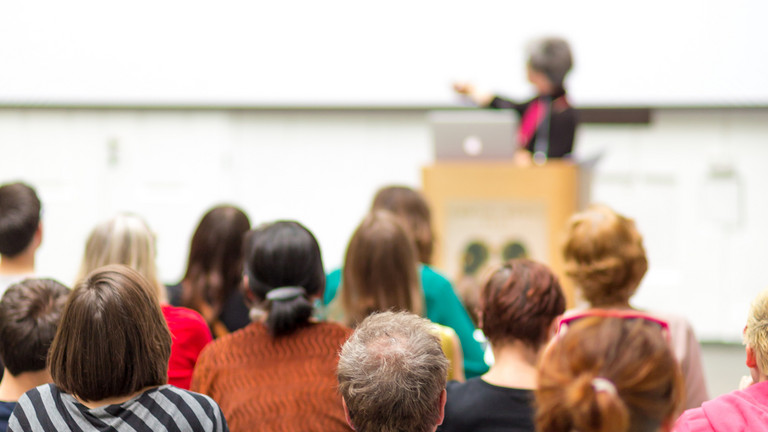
[{"x1": 454, "y1": 37, "x2": 576, "y2": 163}]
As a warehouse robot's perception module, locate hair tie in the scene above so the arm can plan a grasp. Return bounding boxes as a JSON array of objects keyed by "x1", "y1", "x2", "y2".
[
  {"x1": 591, "y1": 377, "x2": 617, "y2": 396},
  {"x1": 266, "y1": 286, "x2": 306, "y2": 302}
]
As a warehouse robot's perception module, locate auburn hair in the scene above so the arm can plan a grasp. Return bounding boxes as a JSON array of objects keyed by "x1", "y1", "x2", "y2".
[
  {"x1": 479, "y1": 259, "x2": 565, "y2": 348},
  {"x1": 536, "y1": 316, "x2": 683, "y2": 432}
]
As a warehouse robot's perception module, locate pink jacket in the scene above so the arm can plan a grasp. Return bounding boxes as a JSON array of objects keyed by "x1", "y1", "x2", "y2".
[{"x1": 674, "y1": 380, "x2": 768, "y2": 432}]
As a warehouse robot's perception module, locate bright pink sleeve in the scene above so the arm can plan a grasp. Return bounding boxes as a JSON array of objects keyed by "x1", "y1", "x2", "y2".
[
  {"x1": 162, "y1": 305, "x2": 213, "y2": 389},
  {"x1": 674, "y1": 408, "x2": 707, "y2": 432}
]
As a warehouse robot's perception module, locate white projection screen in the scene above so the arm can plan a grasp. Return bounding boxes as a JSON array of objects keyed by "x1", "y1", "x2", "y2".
[{"x1": 0, "y1": 0, "x2": 764, "y2": 107}]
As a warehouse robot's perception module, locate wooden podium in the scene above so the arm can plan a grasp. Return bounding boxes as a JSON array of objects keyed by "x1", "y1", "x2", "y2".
[{"x1": 422, "y1": 160, "x2": 579, "y2": 306}]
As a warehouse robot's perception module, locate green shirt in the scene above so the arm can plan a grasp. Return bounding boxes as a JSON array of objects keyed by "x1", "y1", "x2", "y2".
[{"x1": 324, "y1": 265, "x2": 489, "y2": 378}]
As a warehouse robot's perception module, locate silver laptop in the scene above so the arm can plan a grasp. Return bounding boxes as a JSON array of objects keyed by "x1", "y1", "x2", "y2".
[{"x1": 430, "y1": 110, "x2": 517, "y2": 161}]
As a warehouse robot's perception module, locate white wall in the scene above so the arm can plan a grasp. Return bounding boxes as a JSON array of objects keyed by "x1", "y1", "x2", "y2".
[
  {"x1": 0, "y1": 109, "x2": 432, "y2": 288},
  {"x1": 1, "y1": 107, "x2": 766, "y2": 341},
  {"x1": 1, "y1": 0, "x2": 766, "y2": 106}
]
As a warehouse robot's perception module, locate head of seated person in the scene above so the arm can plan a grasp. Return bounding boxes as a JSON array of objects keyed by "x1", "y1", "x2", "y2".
[
  {"x1": 0, "y1": 182, "x2": 42, "y2": 274},
  {"x1": 337, "y1": 311, "x2": 449, "y2": 432},
  {"x1": 745, "y1": 289, "x2": 768, "y2": 384},
  {"x1": 536, "y1": 316, "x2": 683, "y2": 432},
  {"x1": 49, "y1": 265, "x2": 172, "y2": 404},
  {"x1": 77, "y1": 213, "x2": 165, "y2": 302},
  {"x1": 479, "y1": 259, "x2": 565, "y2": 386},
  {"x1": 563, "y1": 204, "x2": 648, "y2": 308},
  {"x1": 179, "y1": 205, "x2": 251, "y2": 332},
  {"x1": 370, "y1": 185, "x2": 434, "y2": 266},
  {"x1": 243, "y1": 220, "x2": 325, "y2": 337},
  {"x1": 0, "y1": 279, "x2": 69, "y2": 399},
  {"x1": 339, "y1": 210, "x2": 422, "y2": 328}
]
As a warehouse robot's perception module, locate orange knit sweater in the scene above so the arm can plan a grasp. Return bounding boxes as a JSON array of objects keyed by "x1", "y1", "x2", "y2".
[{"x1": 191, "y1": 321, "x2": 353, "y2": 432}]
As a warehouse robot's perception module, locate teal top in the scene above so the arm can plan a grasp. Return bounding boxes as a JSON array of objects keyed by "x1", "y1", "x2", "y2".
[{"x1": 324, "y1": 265, "x2": 489, "y2": 378}]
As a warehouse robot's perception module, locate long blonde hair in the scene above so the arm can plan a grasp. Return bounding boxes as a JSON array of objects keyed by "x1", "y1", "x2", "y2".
[{"x1": 76, "y1": 213, "x2": 166, "y2": 303}]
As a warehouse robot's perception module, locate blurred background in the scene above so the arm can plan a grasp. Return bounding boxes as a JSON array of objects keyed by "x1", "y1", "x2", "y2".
[{"x1": 1, "y1": 0, "x2": 764, "y2": 395}]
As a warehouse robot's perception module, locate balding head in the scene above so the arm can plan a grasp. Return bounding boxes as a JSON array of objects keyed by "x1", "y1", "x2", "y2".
[{"x1": 337, "y1": 311, "x2": 449, "y2": 432}]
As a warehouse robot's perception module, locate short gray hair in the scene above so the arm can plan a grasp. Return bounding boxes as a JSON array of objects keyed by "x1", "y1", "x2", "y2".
[
  {"x1": 337, "y1": 311, "x2": 449, "y2": 432},
  {"x1": 527, "y1": 36, "x2": 573, "y2": 87}
]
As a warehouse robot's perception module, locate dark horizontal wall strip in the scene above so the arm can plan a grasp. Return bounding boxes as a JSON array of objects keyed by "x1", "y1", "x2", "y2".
[
  {"x1": 577, "y1": 108, "x2": 651, "y2": 124},
  {"x1": 0, "y1": 104, "x2": 766, "y2": 124}
]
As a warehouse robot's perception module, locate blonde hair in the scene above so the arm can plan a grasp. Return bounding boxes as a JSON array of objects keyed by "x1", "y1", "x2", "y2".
[
  {"x1": 745, "y1": 289, "x2": 768, "y2": 373},
  {"x1": 76, "y1": 214, "x2": 165, "y2": 302},
  {"x1": 562, "y1": 204, "x2": 648, "y2": 307}
]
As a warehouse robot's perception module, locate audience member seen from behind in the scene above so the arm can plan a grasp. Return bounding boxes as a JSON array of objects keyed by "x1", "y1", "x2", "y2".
[
  {"x1": 0, "y1": 182, "x2": 42, "y2": 292},
  {"x1": 438, "y1": 259, "x2": 566, "y2": 432},
  {"x1": 337, "y1": 311, "x2": 449, "y2": 432},
  {"x1": 324, "y1": 185, "x2": 487, "y2": 378},
  {"x1": 562, "y1": 204, "x2": 708, "y2": 409},
  {"x1": 331, "y1": 211, "x2": 464, "y2": 381},
  {"x1": 454, "y1": 37, "x2": 577, "y2": 162},
  {"x1": 7, "y1": 265, "x2": 228, "y2": 432},
  {"x1": 167, "y1": 205, "x2": 251, "y2": 337},
  {"x1": 76, "y1": 213, "x2": 212, "y2": 390},
  {"x1": 191, "y1": 221, "x2": 352, "y2": 432},
  {"x1": 0, "y1": 279, "x2": 69, "y2": 431},
  {"x1": 674, "y1": 288, "x2": 768, "y2": 431},
  {"x1": 536, "y1": 316, "x2": 683, "y2": 432}
]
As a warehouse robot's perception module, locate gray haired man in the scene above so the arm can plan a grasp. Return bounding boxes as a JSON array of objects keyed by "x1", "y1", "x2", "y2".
[{"x1": 337, "y1": 311, "x2": 449, "y2": 432}]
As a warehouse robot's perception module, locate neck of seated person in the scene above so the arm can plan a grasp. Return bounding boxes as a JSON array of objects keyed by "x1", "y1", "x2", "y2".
[
  {"x1": 0, "y1": 368, "x2": 52, "y2": 402},
  {"x1": 74, "y1": 386, "x2": 156, "y2": 409},
  {"x1": 588, "y1": 299, "x2": 633, "y2": 310},
  {"x1": 482, "y1": 339, "x2": 540, "y2": 390},
  {"x1": 0, "y1": 251, "x2": 35, "y2": 276}
]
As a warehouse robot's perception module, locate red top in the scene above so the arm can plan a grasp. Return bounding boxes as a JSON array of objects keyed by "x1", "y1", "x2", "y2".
[{"x1": 162, "y1": 304, "x2": 213, "y2": 389}]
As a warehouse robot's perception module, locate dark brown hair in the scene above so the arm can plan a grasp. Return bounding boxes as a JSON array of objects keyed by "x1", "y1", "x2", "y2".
[
  {"x1": 244, "y1": 221, "x2": 324, "y2": 337},
  {"x1": 536, "y1": 317, "x2": 683, "y2": 432},
  {"x1": 49, "y1": 265, "x2": 172, "y2": 402},
  {"x1": 479, "y1": 259, "x2": 565, "y2": 348},
  {"x1": 371, "y1": 186, "x2": 434, "y2": 265},
  {"x1": 0, "y1": 182, "x2": 41, "y2": 257},
  {"x1": 0, "y1": 279, "x2": 69, "y2": 375},
  {"x1": 562, "y1": 204, "x2": 648, "y2": 307},
  {"x1": 181, "y1": 205, "x2": 250, "y2": 322},
  {"x1": 341, "y1": 211, "x2": 422, "y2": 327}
]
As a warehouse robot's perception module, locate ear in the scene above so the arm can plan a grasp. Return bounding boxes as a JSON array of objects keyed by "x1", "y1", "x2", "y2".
[
  {"x1": 342, "y1": 397, "x2": 355, "y2": 430},
  {"x1": 435, "y1": 388, "x2": 447, "y2": 426},
  {"x1": 35, "y1": 222, "x2": 43, "y2": 243},
  {"x1": 747, "y1": 345, "x2": 758, "y2": 369}
]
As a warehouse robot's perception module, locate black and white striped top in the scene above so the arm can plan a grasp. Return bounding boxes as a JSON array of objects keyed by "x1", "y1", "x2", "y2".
[{"x1": 8, "y1": 384, "x2": 229, "y2": 432}]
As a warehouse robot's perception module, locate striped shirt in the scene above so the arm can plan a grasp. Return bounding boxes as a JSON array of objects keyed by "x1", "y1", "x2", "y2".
[{"x1": 8, "y1": 384, "x2": 228, "y2": 432}]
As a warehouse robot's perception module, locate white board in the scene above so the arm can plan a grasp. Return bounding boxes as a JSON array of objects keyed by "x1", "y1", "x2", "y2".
[{"x1": 0, "y1": 0, "x2": 764, "y2": 107}]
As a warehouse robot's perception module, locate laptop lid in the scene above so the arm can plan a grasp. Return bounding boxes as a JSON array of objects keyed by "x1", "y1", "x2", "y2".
[{"x1": 430, "y1": 110, "x2": 517, "y2": 161}]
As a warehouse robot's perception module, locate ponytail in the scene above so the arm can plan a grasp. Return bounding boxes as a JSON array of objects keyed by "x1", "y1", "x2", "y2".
[
  {"x1": 242, "y1": 220, "x2": 326, "y2": 338},
  {"x1": 565, "y1": 375, "x2": 628, "y2": 432},
  {"x1": 263, "y1": 286, "x2": 314, "y2": 336},
  {"x1": 535, "y1": 317, "x2": 683, "y2": 432}
]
